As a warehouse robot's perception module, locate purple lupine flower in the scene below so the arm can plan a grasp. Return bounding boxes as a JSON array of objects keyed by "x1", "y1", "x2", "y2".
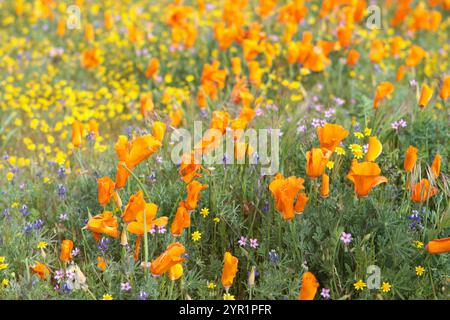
[
  {"x1": 238, "y1": 236, "x2": 248, "y2": 247},
  {"x1": 262, "y1": 201, "x2": 269, "y2": 214},
  {"x1": 249, "y1": 238, "x2": 259, "y2": 249},
  {"x1": 340, "y1": 232, "x2": 352, "y2": 245},
  {"x1": 58, "y1": 184, "x2": 67, "y2": 198},
  {"x1": 138, "y1": 291, "x2": 148, "y2": 300},
  {"x1": 19, "y1": 204, "x2": 29, "y2": 216},
  {"x1": 268, "y1": 250, "x2": 279, "y2": 263},
  {"x1": 98, "y1": 237, "x2": 110, "y2": 251},
  {"x1": 321, "y1": 288, "x2": 331, "y2": 299},
  {"x1": 408, "y1": 209, "x2": 422, "y2": 230},
  {"x1": 121, "y1": 282, "x2": 132, "y2": 291},
  {"x1": 3, "y1": 208, "x2": 10, "y2": 218}
]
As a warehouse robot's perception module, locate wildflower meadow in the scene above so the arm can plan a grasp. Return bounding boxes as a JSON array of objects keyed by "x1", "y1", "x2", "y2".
[{"x1": 0, "y1": 0, "x2": 449, "y2": 302}]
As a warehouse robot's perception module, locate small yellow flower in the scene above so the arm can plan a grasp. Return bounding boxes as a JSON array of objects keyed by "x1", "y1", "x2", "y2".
[
  {"x1": 380, "y1": 282, "x2": 392, "y2": 293},
  {"x1": 2, "y1": 279, "x2": 9, "y2": 287},
  {"x1": 354, "y1": 132, "x2": 364, "y2": 139},
  {"x1": 200, "y1": 208, "x2": 210, "y2": 218},
  {"x1": 415, "y1": 266, "x2": 425, "y2": 276},
  {"x1": 102, "y1": 294, "x2": 113, "y2": 300},
  {"x1": 335, "y1": 147, "x2": 346, "y2": 156},
  {"x1": 413, "y1": 240, "x2": 424, "y2": 249},
  {"x1": 0, "y1": 264, "x2": 8, "y2": 271},
  {"x1": 353, "y1": 150, "x2": 364, "y2": 159},
  {"x1": 11, "y1": 202, "x2": 19, "y2": 209},
  {"x1": 326, "y1": 161, "x2": 334, "y2": 170},
  {"x1": 192, "y1": 231, "x2": 202, "y2": 242},
  {"x1": 364, "y1": 128, "x2": 372, "y2": 137},
  {"x1": 6, "y1": 172, "x2": 14, "y2": 181},
  {"x1": 213, "y1": 217, "x2": 220, "y2": 223},
  {"x1": 207, "y1": 282, "x2": 216, "y2": 289},
  {"x1": 349, "y1": 144, "x2": 362, "y2": 153},
  {"x1": 43, "y1": 177, "x2": 51, "y2": 184},
  {"x1": 354, "y1": 279, "x2": 366, "y2": 291},
  {"x1": 223, "y1": 293, "x2": 235, "y2": 300},
  {"x1": 37, "y1": 241, "x2": 47, "y2": 249},
  {"x1": 0, "y1": 257, "x2": 5, "y2": 263}
]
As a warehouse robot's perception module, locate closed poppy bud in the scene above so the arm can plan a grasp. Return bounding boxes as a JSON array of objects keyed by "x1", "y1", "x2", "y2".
[
  {"x1": 169, "y1": 263, "x2": 184, "y2": 281},
  {"x1": 112, "y1": 191, "x2": 122, "y2": 208},
  {"x1": 439, "y1": 76, "x2": 450, "y2": 100},
  {"x1": 72, "y1": 120, "x2": 84, "y2": 148},
  {"x1": 298, "y1": 271, "x2": 319, "y2": 300},
  {"x1": 269, "y1": 174, "x2": 305, "y2": 220},
  {"x1": 231, "y1": 57, "x2": 241, "y2": 77},
  {"x1": 347, "y1": 161, "x2": 388, "y2": 197},
  {"x1": 97, "y1": 256, "x2": 107, "y2": 271},
  {"x1": 185, "y1": 181, "x2": 208, "y2": 211},
  {"x1": 97, "y1": 176, "x2": 115, "y2": 206},
  {"x1": 31, "y1": 262, "x2": 51, "y2": 280},
  {"x1": 294, "y1": 192, "x2": 309, "y2": 214},
  {"x1": 140, "y1": 93, "x2": 154, "y2": 117},
  {"x1": 104, "y1": 11, "x2": 114, "y2": 30},
  {"x1": 347, "y1": 49, "x2": 359, "y2": 66},
  {"x1": 248, "y1": 266, "x2": 256, "y2": 287},
  {"x1": 365, "y1": 136, "x2": 382, "y2": 162},
  {"x1": 430, "y1": 153, "x2": 441, "y2": 177},
  {"x1": 152, "y1": 121, "x2": 166, "y2": 142},
  {"x1": 145, "y1": 58, "x2": 159, "y2": 79},
  {"x1": 320, "y1": 174, "x2": 329, "y2": 198},
  {"x1": 221, "y1": 252, "x2": 238, "y2": 289},
  {"x1": 85, "y1": 23, "x2": 95, "y2": 42},
  {"x1": 60, "y1": 240, "x2": 73, "y2": 263},
  {"x1": 369, "y1": 39, "x2": 385, "y2": 63},
  {"x1": 171, "y1": 202, "x2": 190, "y2": 236},
  {"x1": 57, "y1": 19, "x2": 65, "y2": 37},
  {"x1": 396, "y1": 65, "x2": 406, "y2": 82},
  {"x1": 426, "y1": 238, "x2": 450, "y2": 254},
  {"x1": 317, "y1": 123, "x2": 349, "y2": 152},
  {"x1": 404, "y1": 146, "x2": 418, "y2": 172},
  {"x1": 411, "y1": 179, "x2": 438, "y2": 203},
  {"x1": 122, "y1": 190, "x2": 146, "y2": 223},
  {"x1": 337, "y1": 26, "x2": 352, "y2": 47},
  {"x1": 306, "y1": 148, "x2": 331, "y2": 178},
  {"x1": 374, "y1": 82, "x2": 394, "y2": 109},
  {"x1": 150, "y1": 243, "x2": 186, "y2": 277},
  {"x1": 419, "y1": 84, "x2": 433, "y2": 109}
]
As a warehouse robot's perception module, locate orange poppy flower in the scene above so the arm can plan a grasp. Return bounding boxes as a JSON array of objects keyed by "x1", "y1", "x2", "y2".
[
  {"x1": 248, "y1": 61, "x2": 263, "y2": 86},
  {"x1": 150, "y1": 243, "x2": 186, "y2": 277},
  {"x1": 418, "y1": 84, "x2": 433, "y2": 109},
  {"x1": 231, "y1": 57, "x2": 241, "y2": 77},
  {"x1": 126, "y1": 134, "x2": 162, "y2": 168},
  {"x1": 347, "y1": 49, "x2": 360, "y2": 66},
  {"x1": 374, "y1": 81, "x2": 394, "y2": 109},
  {"x1": 140, "y1": 93, "x2": 154, "y2": 118},
  {"x1": 180, "y1": 152, "x2": 204, "y2": 183},
  {"x1": 115, "y1": 161, "x2": 131, "y2": 189},
  {"x1": 56, "y1": 19, "x2": 65, "y2": 37},
  {"x1": 210, "y1": 111, "x2": 230, "y2": 134},
  {"x1": 298, "y1": 271, "x2": 319, "y2": 300},
  {"x1": 122, "y1": 190, "x2": 146, "y2": 223},
  {"x1": 97, "y1": 176, "x2": 115, "y2": 206},
  {"x1": 304, "y1": 46, "x2": 331, "y2": 72},
  {"x1": 31, "y1": 262, "x2": 51, "y2": 280},
  {"x1": 321, "y1": 174, "x2": 329, "y2": 198},
  {"x1": 88, "y1": 119, "x2": 99, "y2": 137},
  {"x1": 440, "y1": 76, "x2": 450, "y2": 100},
  {"x1": 256, "y1": 0, "x2": 277, "y2": 18},
  {"x1": 145, "y1": 58, "x2": 159, "y2": 79},
  {"x1": 365, "y1": 137, "x2": 382, "y2": 162},
  {"x1": 390, "y1": 36, "x2": 405, "y2": 57},
  {"x1": 221, "y1": 252, "x2": 238, "y2": 289},
  {"x1": 269, "y1": 173, "x2": 306, "y2": 220},
  {"x1": 72, "y1": 120, "x2": 84, "y2": 148},
  {"x1": 60, "y1": 239, "x2": 73, "y2": 263},
  {"x1": 411, "y1": 179, "x2": 438, "y2": 203},
  {"x1": 185, "y1": 181, "x2": 208, "y2": 211},
  {"x1": 430, "y1": 153, "x2": 441, "y2": 177},
  {"x1": 404, "y1": 145, "x2": 418, "y2": 172},
  {"x1": 169, "y1": 108, "x2": 184, "y2": 128},
  {"x1": 405, "y1": 45, "x2": 426, "y2": 67},
  {"x1": 104, "y1": 11, "x2": 114, "y2": 30},
  {"x1": 337, "y1": 26, "x2": 352, "y2": 47},
  {"x1": 306, "y1": 148, "x2": 331, "y2": 179},
  {"x1": 152, "y1": 121, "x2": 167, "y2": 142},
  {"x1": 115, "y1": 135, "x2": 130, "y2": 162},
  {"x1": 170, "y1": 201, "x2": 190, "y2": 236},
  {"x1": 85, "y1": 23, "x2": 94, "y2": 42},
  {"x1": 97, "y1": 256, "x2": 107, "y2": 271},
  {"x1": 317, "y1": 123, "x2": 349, "y2": 152},
  {"x1": 426, "y1": 238, "x2": 450, "y2": 254},
  {"x1": 347, "y1": 161, "x2": 388, "y2": 197},
  {"x1": 369, "y1": 39, "x2": 385, "y2": 63},
  {"x1": 81, "y1": 47, "x2": 100, "y2": 69},
  {"x1": 85, "y1": 211, "x2": 120, "y2": 240}
]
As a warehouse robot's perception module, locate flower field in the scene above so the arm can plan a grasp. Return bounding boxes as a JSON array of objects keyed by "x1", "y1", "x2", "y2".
[{"x1": 0, "y1": 0, "x2": 449, "y2": 301}]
